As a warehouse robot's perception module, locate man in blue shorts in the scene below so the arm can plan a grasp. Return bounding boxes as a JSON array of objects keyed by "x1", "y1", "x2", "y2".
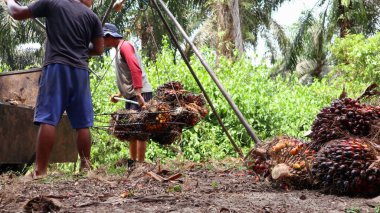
[
  {"x1": 103, "y1": 23, "x2": 153, "y2": 167},
  {"x1": 4, "y1": 0, "x2": 104, "y2": 178}
]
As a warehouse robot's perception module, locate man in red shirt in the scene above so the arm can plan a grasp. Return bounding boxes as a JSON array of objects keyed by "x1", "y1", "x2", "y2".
[{"x1": 103, "y1": 23, "x2": 153, "y2": 167}]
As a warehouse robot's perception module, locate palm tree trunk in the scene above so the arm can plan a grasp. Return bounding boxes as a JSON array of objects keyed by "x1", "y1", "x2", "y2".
[
  {"x1": 338, "y1": 0, "x2": 352, "y2": 37},
  {"x1": 230, "y1": 0, "x2": 244, "y2": 54},
  {"x1": 215, "y1": 0, "x2": 243, "y2": 59},
  {"x1": 215, "y1": 1, "x2": 229, "y2": 58}
]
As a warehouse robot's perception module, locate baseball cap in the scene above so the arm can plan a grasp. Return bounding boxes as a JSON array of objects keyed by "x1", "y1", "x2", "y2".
[{"x1": 103, "y1": 23, "x2": 123, "y2": 38}]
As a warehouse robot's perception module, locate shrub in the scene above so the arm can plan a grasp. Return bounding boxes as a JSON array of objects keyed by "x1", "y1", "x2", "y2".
[{"x1": 331, "y1": 33, "x2": 380, "y2": 83}]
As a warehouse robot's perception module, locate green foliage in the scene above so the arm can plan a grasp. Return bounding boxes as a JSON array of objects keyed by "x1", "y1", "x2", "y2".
[
  {"x1": 168, "y1": 184, "x2": 182, "y2": 193},
  {"x1": 88, "y1": 39, "x2": 367, "y2": 166},
  {"x1": 211, "y1": 181, "x2": 219, "y2": 189},
  {"x1": 375, "y1": 206, "x2": 380, "y2": 213},
  {"x1": 345, "y1": 207, "x2": 361, "y2": 213},
  {"x1": 0, "y1": 63, "x2": 10, "y2": 73},
  {"x1": 331, "y1": 33, "x2": 380, "y2": 83},
  {"x1": 88, "y1": 55, "x2": 129, "y2": 167}
]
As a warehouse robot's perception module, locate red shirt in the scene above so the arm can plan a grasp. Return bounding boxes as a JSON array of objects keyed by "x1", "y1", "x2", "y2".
[{"x1": 119, "y1": 41, "x2": 143, "y2": 89}]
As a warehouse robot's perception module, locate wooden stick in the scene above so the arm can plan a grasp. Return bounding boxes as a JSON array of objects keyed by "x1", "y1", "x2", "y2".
[
  {"x1": 166, "y1": 173, "x2": 182, "y2": 181},
  {"x1": 147, "y1": 171, "x2": 165, "y2": 182}
]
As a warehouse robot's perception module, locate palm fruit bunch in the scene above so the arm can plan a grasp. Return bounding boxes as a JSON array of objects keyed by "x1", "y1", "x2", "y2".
[
  {"x1": 109, "y1": 81, "x2": 208, "y2": 145},
  {"x1": 150, "y1": 126, "x2": 183, "y2": 145},
  {"x1": 370, "y1": 120, "x2": 380, "y2": 141},
  {"x1": 109, "y1": 109, "x2": 149, "y2": 141},
  {"x1": 311, "y1": 137, "x2": 380, "y2": 196},
  {"x1": 245, "y1": 85, "x2": 380, "y2": 195},
  {"x1": 308, "y1": 97, "x2": 380, "y2": 150},
  {"x1": 172, "y1": 103, "x2": 208, "y2": 127},
  {"x1": 156, "y1": 81, "x2": 184, "y2": 95},
  {"x1": 245, "y1": 147, "x2": 271, "y2": 177},
  {"x1": 155, "y1": 81, "x2": 207, "y2": 107},
  {"x1": 155, "y1": 81, "x2": 184, "y2": 103},
  {"x1": 183, "y1": 93, "x2": 207, "y2": 107},
  {"x1": 153, "y1": 81, "x2": 208, "y2": 128},
  {"x1": 267, "y1": 137, "x2": 315, "y2": 189},
  {"x1": 143, "y1": 101, "x2": 172, "y2": 133},
  {"x1": 247, "y1": 136, "x2": 315, "y2": 188}
]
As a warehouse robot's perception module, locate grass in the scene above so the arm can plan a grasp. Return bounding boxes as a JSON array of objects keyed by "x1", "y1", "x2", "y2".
[
  {"x1": 375, "y1": 206, "x2": 380, "y2": 213},
  {"x1": 211, "y1": 181, "x2": 219, "y2": 189},
  {"x1": 345, "y1": 207, "x2": 361, "y2": 213}
]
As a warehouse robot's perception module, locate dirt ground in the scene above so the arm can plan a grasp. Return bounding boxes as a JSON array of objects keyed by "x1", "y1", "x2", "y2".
[{"x1": 1, "y1": 160, "x2": 379, "y2": 213}]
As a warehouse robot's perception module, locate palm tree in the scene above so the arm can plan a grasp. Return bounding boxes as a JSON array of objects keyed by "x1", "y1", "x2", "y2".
[
  {"x1": 1, "y1": 0, "x2": 293, "y2": 66},
  {"x1": 190, "y1": 0, "x2": 290, "y2": 60},
  {"x1": 91, "y1": 0, "x2": 208, "y2": 60},
  {"x1": 280, "y1": 0, "x2": 380, "y2": 77},
  {"x1": 0, "y1": 2, "x2": 45, "y2": 70}
]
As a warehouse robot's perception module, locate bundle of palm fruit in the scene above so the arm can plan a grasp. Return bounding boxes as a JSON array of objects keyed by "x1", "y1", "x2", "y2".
[
  {"x1": 247, "y1": 84, "x2": 380, "y2": 196},
  {"x1": 110, "y1": 109, "x2": 149, "y2": 141},
  {"x1": 308, "y1": 98, "x2": 380, "y2": 149},
  {"x1": 109, "y1": 81, "x2": 208, "y2": 145},
  {"x1": 311, "y1": 137, "x2": 380, "y2": 196},
  {"x1": 246, "y1": 136, "x2": 315, "y2": 189}
]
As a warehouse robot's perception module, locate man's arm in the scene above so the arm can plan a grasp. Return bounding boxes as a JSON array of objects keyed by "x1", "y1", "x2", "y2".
[
  {"x1": 120, "y1": 42, "x2": 143, "y2": 89},
  {"x1": 89, "y1": 37, "x2": 104, "y2": 56},
  {"x1": 119, "y1": 42, "x2": 146, "y2": 107},
  {"x1": 4, "y1": 0, "x2": 33, "y2": 20}
]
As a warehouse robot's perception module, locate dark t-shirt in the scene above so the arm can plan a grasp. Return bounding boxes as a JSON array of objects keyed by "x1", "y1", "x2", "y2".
[{"x1": 28, "y1": 0, "x2": 103, "y2": 69}]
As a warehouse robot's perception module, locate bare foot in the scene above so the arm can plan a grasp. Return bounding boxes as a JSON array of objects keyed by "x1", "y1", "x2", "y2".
[
  {"x1": 22, "y1": 170, "x2": 46, "y2": 182},
  {"x1": 79, "y1": 159, "x2": 92, "y2": 172}
]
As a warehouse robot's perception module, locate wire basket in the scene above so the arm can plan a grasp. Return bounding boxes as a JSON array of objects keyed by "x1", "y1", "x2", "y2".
[
  {"x1": 93, "y1": 81, "x2": 209, "y2": 145},
  {"x1": 95, "y1": 109, "x2": 199, "y2": 145}
]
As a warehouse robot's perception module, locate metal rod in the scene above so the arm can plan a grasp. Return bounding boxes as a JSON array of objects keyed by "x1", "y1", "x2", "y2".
[
  {"x1": 31, "y1": 18, "x2": 45, "y2": 30},
  {"x1": 114, "y1": 97, "x2": 139, "y2": 105},
  {"x1": 101, "y1": 0, "x2": 117, "y2": 26},
  {"x1": 150, "y1": 0, "x2": 244, "y2": 158},
  {"x1": 154, "y1": 0, "x2": 261, "y2": 145}
]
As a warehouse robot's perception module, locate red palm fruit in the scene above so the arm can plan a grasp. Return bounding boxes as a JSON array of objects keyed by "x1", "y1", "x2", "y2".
[
  {"x1": 309, "y1": 98, "x2": 380, "y2": 150},
  {"x1": 311, "y1": 137, "x2": 380, "y2": 196}
]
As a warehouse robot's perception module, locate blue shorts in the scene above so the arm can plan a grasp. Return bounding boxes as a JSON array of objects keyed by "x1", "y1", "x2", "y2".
[{"x1": 34, "y1": 63, "x2": 94, "y2": 129}]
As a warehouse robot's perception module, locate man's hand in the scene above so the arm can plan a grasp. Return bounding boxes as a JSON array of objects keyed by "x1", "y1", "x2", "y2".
[
  {"x1": 136, "y1": 93, "x2": 146, "y2": 109},
  {"x1": 4, "y1": 0, "x2": 33, "y2": 20},
  {"x1": 89, "y1": 37, "x2": 104, "y2": 56},
  {"x1": 110, "y1": 93, "x2": 121, "y2": 103},
  {"x1": 113, "y1": 0, "x2": 125, "y2": 12},
  {"x1": 134, "y1": 88, "x2": 146, "y2": 108}
]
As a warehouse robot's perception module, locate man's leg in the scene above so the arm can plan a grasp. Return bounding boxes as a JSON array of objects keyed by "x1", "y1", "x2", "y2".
[
  {"x1": 35, "y1": 124, "x2": 56, "y2": 176},
  {"x1": 129, "y1": 140, "x2": 138, "y2": 160},
  {"x1": 136, "y1": 140, "x2": 147, "y2": 162},
  {"x1": 76, "y1": 128, "x2": 92, "y2": 170}
]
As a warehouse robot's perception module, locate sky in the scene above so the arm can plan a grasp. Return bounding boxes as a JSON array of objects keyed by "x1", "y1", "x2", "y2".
[
  {"x1": 252, "y1": 0, "x2": 319, "y2": 64},
  {"x1": 273, "y1": 0, "x2": 319, "y2": 27}
]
